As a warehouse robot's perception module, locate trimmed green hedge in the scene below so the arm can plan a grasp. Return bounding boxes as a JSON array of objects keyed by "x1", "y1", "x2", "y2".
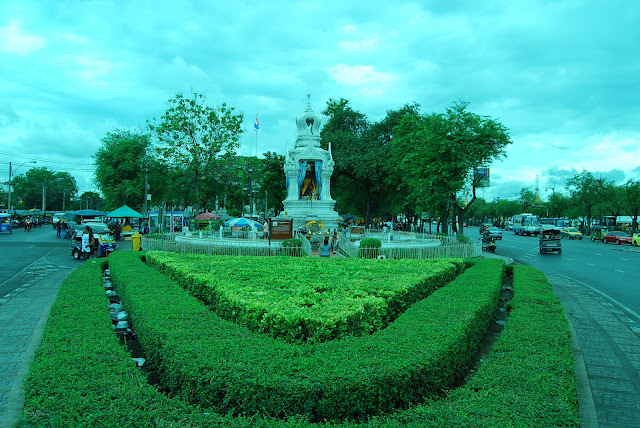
[
  {"x1": 145, "y1": 252, "x2": 463, "y2": 343},
  {"x1": 17, "y1": 258, "x2": 578, "y2": 427},
  {"x1": 108, "y1": 252, "x2": 501, "y2": 422},
  {"x1": 358, "y1": 237, "x2": 382, "y2": 258},
  {"x1": 385, "y1": 265, "x2": 580, "y2": 427}
]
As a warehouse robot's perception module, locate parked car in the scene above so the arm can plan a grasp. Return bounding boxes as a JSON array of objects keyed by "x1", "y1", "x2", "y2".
[
  {"x1": 633, "y1": 232, "x2": 640, "y2": 247},
  {"x1": 561, "y1": 227, "x2": 583, "y2": 240},
  {"x1": 602, "y1": 231, "x2": 632, "y2": 245},
  {"x1": 486, "y1": 226, "x2": 502, "y2": 240}
]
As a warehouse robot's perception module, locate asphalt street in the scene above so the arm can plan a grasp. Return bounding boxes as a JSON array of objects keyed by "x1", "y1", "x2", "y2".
[{"x1": 0, "y1": 225, "x2": 80, "y2": 428}]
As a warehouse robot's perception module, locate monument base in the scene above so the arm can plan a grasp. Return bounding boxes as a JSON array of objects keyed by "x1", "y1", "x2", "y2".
[{"x1": 281, "y1": 199, "x2": 340, "y2": 231}]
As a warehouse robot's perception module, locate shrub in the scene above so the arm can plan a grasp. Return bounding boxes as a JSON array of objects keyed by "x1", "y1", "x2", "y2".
[
  {"x1": 145, "y1": 252, "x2": 462, "y2": 343},
  {"x1": 108, "y1": 253, "x2": 501, "y2": 422},
  {"x1": 279, "y1": 237, "x2": 305, "y2": 257},
  {"x1": 358, "y1": 237, "x2": 382, "y2": 258}
]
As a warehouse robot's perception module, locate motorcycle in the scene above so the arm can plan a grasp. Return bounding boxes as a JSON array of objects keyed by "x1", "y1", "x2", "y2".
[
  {"x1": 25, "y1": 220, "x2": 32, "y2": 232},
  {"x1": 482, "y1": 236, "x2": 496, "y2": 253}
]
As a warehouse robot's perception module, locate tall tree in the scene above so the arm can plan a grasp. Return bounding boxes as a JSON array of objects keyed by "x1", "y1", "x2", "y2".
[
  {"x1": 94, "y1": 130, "x2": 169, "y2": 211},
  {"x1": 148, "y1": 92, "x2": 244, "y2": 214},
  {"x1": 393, "y1": 101, "x2": 512, "y2": 234},
  {"x1": 11, "y1": 167, "x2": 78, "y2": 211},
  {"x1": 260, "y1": 151, "x2": 286, "y2": 216},
  {"x1": 519, "y1": 188, "x2": 537, "y2": 211},
  {"x1": 624, "y1": 179, "x2": 640, "y2": 233},
  {"x1": 566, "y1": 171, "x2": 606, "y2": 235},
  {"x1": 320, "y1": 98, "x2": 371, "y2": 221}
]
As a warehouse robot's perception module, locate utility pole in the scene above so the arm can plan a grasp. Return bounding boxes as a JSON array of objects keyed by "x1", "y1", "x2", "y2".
[
  {"x1": 7, "y1": 161, "x2": 36, "y2": 213},
  {"x1": 143, "y1": 166, "x2": 148, "y2": 218},
  {"x1": 42, "y1": 179, "x2": 46, "y2": 212},
  {"x1": 248, "y1": 167, "x2": 253, "y2": 216}
]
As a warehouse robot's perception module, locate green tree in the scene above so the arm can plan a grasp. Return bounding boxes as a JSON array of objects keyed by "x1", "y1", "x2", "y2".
[
  {"x1": 518, "y1": 188, "x2": 537, "y2": 211},
  {"x1": 260, "y1": 151, "x2": 286, "y2": 216},
  {"x1": 11, "y1": 167, "x2": 78, "y2": 211},
  {"x1": 320, "y1": 98, "x2": 373, "y2": 221},
  {"x1": 94, "y1": 130, "x2": 169, "y2": 211},
  {"x1": 547, "y1": 192, "x2": 572, "y2": 218},
  {"x1": 624, "y1": 179, "x2": 640, "y2": 233},
  {"x1": 148, "y1": 92, "x2": 244, "y2": 215},
  {"x1": 393, "y1": 101, "x2": 512, "y2": 234},
  {"x1": 76, "y1": 191, "x2": 103, "y2": 211},
  {"x1": 566, "y1": 171, "x2": 606, "y2": 235}
]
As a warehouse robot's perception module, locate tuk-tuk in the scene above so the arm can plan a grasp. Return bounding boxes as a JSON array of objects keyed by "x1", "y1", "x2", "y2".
[
  {"x1": 590, "y1": 225, "x2": 608, "y2": 242},
  {"x1": 0, "y1": 213, "x2": 11, "y2": 233},
  {"x1": 539, "y1": 228, "x2": 562, "y2": 255}
]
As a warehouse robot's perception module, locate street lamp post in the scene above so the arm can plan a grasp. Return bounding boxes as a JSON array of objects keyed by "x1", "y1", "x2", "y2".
[
  {"x1": 248, "y1": 167, "x2": 253, "y2": 216},
  {"x1": 7, "y1": 161, "x2": 37, "y2": 213},
  {"x1": 532, "y1": 204, "x2": 548, "y2": 217}
]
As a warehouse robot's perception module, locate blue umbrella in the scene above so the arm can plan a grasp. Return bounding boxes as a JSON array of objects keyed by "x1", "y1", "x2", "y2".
[{"x1": 224, "y1": 217, "x2": 263, "y2": 229}]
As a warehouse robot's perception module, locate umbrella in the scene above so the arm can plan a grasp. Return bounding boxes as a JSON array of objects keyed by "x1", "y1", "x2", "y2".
[
  {"x1": 106, "y1": 205, "x2": 143, "y2": 218},
  {"x1": 195, "y1": 212, "x2": 220, "y2": 220},
  {"x1": 224, "y1": 217, "x2": 263, "y2": 229}
]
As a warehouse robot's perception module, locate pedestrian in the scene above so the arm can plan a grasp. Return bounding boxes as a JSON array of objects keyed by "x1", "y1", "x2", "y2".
[
  {"x1": 56, "y1": 220, "x2": 61, "y2": 237},
  {"x1": 114, "y1": 220, "x2": 122, "y2": 241},
  {"x1": 263, "y1": 220, "x2": 269, "y2": 239},
  {"x1": 319, "y1": 237, "x2": 331, "y2": 258},
  {"x1": 330, "y1": 230, "x2": 337, "y2": 253},
  {"x1": 81, "y1": 226, "x2": 95, "y2": 260}
]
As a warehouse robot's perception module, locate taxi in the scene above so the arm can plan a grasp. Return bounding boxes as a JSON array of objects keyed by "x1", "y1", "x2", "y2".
[{"x1": 560, "y1": 227, "x2": 583, "y2": 240}]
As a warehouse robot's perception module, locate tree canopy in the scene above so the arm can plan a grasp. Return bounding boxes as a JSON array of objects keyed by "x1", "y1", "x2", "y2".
[{"x1": 148, "y1": 92, "x2": 244, "y2": 214}]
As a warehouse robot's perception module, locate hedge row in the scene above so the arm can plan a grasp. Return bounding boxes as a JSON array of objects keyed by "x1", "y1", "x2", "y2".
[
  {"x1": 385, "y1": 265, "x2": 580, "y2": 427},
  {"x1": 17, "y1": 258, "x2": 578, "y2": 427},
  {"x1": 108, "y1": 252, "x2": 502, "y2": 422},
  {"x1": 144, "y1": 252, "x2": 464, "y2": 343}
]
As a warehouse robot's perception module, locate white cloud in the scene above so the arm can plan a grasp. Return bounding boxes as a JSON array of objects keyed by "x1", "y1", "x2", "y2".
[
  {"x1": 326, "y1": 63, "x2": 397, "y2": 89},
  {"x1": 0, "y1": 19, "x2": 46, "y2": 54}
]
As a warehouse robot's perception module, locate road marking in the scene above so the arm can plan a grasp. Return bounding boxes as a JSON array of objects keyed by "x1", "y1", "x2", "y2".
[
  {"x1": 614, "y1": 269, "x2": 624, "y2": 273},
  {"x1": 587, "y1": 263, "x2": 596, "y2": 267}
]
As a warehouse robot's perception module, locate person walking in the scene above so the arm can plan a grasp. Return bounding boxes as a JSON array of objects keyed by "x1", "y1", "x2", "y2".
[
  {"x1": 81, "y1": 226, "x2": 95, "y2": 260},
  {"x1": 114, "y1": 220, "x2": 122, "y2": 241},
  {"x1": 56, "y1": 220, "x2": 61, "y2": 237}
]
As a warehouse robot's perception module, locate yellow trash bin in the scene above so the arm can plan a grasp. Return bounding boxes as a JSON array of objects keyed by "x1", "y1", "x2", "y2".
[{"x1": 132, "y1": 232, "x2": 142, "y2": 251}]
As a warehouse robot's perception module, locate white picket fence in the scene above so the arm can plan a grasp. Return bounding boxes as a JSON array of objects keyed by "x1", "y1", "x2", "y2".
[
  {"x1": 338, "y1": 236, "x2": 482, "y2": 259},
  {"x1": 141, "y1": 234, "x2": 481, "y2": 259}
]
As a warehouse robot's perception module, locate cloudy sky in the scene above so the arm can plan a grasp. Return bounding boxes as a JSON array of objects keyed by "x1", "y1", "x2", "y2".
[{"x1": 1, "y1": 0, "x2": 639, "y2": 203}]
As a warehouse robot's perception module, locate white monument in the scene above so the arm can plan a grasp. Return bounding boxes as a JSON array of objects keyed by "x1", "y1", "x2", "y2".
[{"x1": 281, "y1": 94, "x2": 340, "y2": 230}]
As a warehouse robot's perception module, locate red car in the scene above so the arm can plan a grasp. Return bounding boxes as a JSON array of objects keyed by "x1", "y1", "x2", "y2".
[{"x1": 602, "y1": 231, "x2": 633, "y2": 245}]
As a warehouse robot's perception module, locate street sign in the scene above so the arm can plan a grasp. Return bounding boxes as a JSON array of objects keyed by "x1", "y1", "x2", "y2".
[{"x1": 474, "y1": 167, "x2": 490, "y2": 187}]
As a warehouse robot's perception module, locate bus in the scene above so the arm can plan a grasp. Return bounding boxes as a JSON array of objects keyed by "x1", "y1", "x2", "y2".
[
  {"x1": 512, "y1": 213, "x2": 541, "y2": 236},
  {"x1": 540, "y1": 217, "x2": 571, "y2": 228}
]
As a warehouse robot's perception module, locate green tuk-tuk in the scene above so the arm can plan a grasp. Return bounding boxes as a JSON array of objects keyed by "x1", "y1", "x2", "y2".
[{"x1": 590, "y1": 225, "x2": 608, "y2": 242}]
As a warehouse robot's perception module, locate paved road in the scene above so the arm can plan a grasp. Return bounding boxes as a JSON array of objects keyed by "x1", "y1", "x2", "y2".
[
  {"x1": 0, "y1": 226, "x2": 80, "y2": 428},
  {"x1": 490, "y1": 229, "x2": 640, "y2": 427}
]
